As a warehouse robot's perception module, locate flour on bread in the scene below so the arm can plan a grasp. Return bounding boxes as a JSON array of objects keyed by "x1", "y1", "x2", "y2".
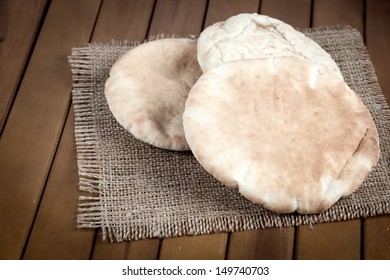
[{"x1": 197, "y1": 13, "x2": 343, "y2": 79}]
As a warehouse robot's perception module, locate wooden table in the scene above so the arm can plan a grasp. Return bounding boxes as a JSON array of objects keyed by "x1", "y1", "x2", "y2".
[{"x1": 0, "y1": 0, "x2": 389, "y2": 260}]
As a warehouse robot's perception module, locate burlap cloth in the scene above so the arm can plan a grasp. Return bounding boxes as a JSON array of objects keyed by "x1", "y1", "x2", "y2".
[{"x1": 69, "y1": 26, "x2": 390, "y2": 242}]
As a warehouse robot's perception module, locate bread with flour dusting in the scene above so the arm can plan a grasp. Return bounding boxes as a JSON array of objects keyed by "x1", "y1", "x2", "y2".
[{"x1": 197, "y1": 13, "x2": 342, "y2": 79}]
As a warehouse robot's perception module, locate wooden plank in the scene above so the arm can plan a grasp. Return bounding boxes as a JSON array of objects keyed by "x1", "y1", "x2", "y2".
[
  {"x1": 140, "y1": 0, "x2": 228, "y2": 260},
  {"x1": 91, "y1": 235, "x2": 160, "y2": 260},
  {"x1": 295, "y1": 220, "x2": 360, "y2": 259},
  {"x1": 91, "y1": 0, "x2": 155, "y2": 42},
  {"x1": 93, "y1": 235, "x2": 160, "y2": 260},
  {"x1": 227, "y1": 228, "x2": 294, "y2": 260},
  {"x1": 0, "y1": 0, "x2": 48, "y2": 134},
  {"x1": 91, "y1": 1, "x2": 215, "y2": 259},
  {"x1": 88, "y1": 0, "x2": 158, "y2": 259},
  {"x1": 91, "y1": 232, "x2": 127, "y2": 260},
  {"x1": 224, "y1": 0, "x2": 311, "y2": 260},
  {"x1": 313, "y1": 0, "x2": 364, "y2": 35},
  {"x1": 0, "y1": 0, "x2": 101, "y2": 260},
  {"x1": 91, "y1": 236, "x2": 160, "y2": 260},
  {"x1": 363, "y1": 0, "x2": 390, "y2": 260},
  {"x1": 363, "y1": 215, "x2": 390, "y2": 259},
  {"x1": 365, "y1": 0, "x2": 390, "y2": 104},
  {"x1": 294, "y1": 0, "x2": 365, "y2": 260},
  {"x1": 22, "y1": 0, "x2": 157, "y2": 260},
  {"x1": 148, "y1": 0, "x2": 207, "y2": 36},
  {"x1": 260, "y1": 0, "x2": 312, "y2": 28},
  {"x1": 23, "y1": 109, "x2": 95, "y2": 259},
  {"x1": 159, "y1": 234, "x2": 228, "y2": 260},
  {"x1": 200, "y1": 0, "x2": 296, "y2": 261},
  {"x1": 203, "y1": 0, "x2": 260, "y2": 28},
  {"x1": 205, "y1": 0, "x2": 260, "y2": 258},
  {"x1": 126, "y1": 239, "x2": 160, "y2": 260}
]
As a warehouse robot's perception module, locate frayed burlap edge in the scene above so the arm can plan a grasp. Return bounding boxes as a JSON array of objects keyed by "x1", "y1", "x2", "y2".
[{"x1": 69, "y1": 26, "x2": 390, "y2": 242}]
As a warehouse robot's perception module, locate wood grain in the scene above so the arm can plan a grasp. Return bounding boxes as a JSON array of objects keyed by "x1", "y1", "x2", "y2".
[
  {"x1": 22, "y1": 0, "x2": 155, "y2": 260},
  {"x1": 126, "y1": 239, "x2": 160, "y2": 260},
  {"x1": 365, "y1": 0, "x2": 390, "y2": 104},
  {"x1": 0, "y1": 0, "x2": 101, "y2": 260},
  {"x1": 203, "y1": 0, "x2": 260, "y2": 28},
  {"x1": 23, "y1": 109, "x2": 95, "y2": 259},
  {"x1": 227, "y1": 228, "x2": 294, "y2": 260},
  {"x1": 313, "y1": 0, "x2": 364, "y2": 35},
  {"x1": 159, "y1": 234, "x2": 228, "y2": 260},
  {"x1": 260, "y1": 0, "x2": 312, "y2": 28},
  {"x1": 295, "y1": 220, "x2": 361, "y2": 259},
  {"x1": 363, "y1": 0, "x2": 390, "y2": 260},
  {"x1": 91, "y1": 232, "x2": 128, "y2": 260},
  {"x1": 91, "y1": 237, "x2": 160, "y2": 260},
  {"x1": 148, "y1": 0, "x2": 207, "y2": 36},
  {"x1": 0, "y1": 0, "x2": 48, "y2": 134},
  {"x1": 91, "y1": 0, "x2": 155, "y2": 42},
  {"x1": 363, "y1": 215, "x2": 390, "y2": 259}
]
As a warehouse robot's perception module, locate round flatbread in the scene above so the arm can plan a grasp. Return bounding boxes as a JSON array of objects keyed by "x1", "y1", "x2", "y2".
[
  {"x1": 105, "y1": 38, "x2": 202, "y2": 151},
  {"x1": 183, "y1": 57, "x2": 379, "y2": 214},
  {"x1": 197, "y1": 13, "x2": 342, "y2": 79}
]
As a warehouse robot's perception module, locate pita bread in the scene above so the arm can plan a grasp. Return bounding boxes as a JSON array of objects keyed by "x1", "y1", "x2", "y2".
[
  {"x1": 105, "y1": 38, "x2": 202, "y2": 151},
  {"x1": 197, "y1": 13, "x2": 343, "y2": 79},
  {"x1": 183, "y1": 57, "x2": 379, "y2": 214}
]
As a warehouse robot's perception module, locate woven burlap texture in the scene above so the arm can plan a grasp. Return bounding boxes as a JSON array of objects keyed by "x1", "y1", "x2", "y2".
[{"x1": 69, "y1": 26, "x2": 390, "y2": 242}]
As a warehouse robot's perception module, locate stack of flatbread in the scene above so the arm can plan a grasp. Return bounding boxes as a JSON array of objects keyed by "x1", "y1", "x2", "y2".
[{"x1": 105, "y1": 13, "x2": 380, "y2": 214}]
